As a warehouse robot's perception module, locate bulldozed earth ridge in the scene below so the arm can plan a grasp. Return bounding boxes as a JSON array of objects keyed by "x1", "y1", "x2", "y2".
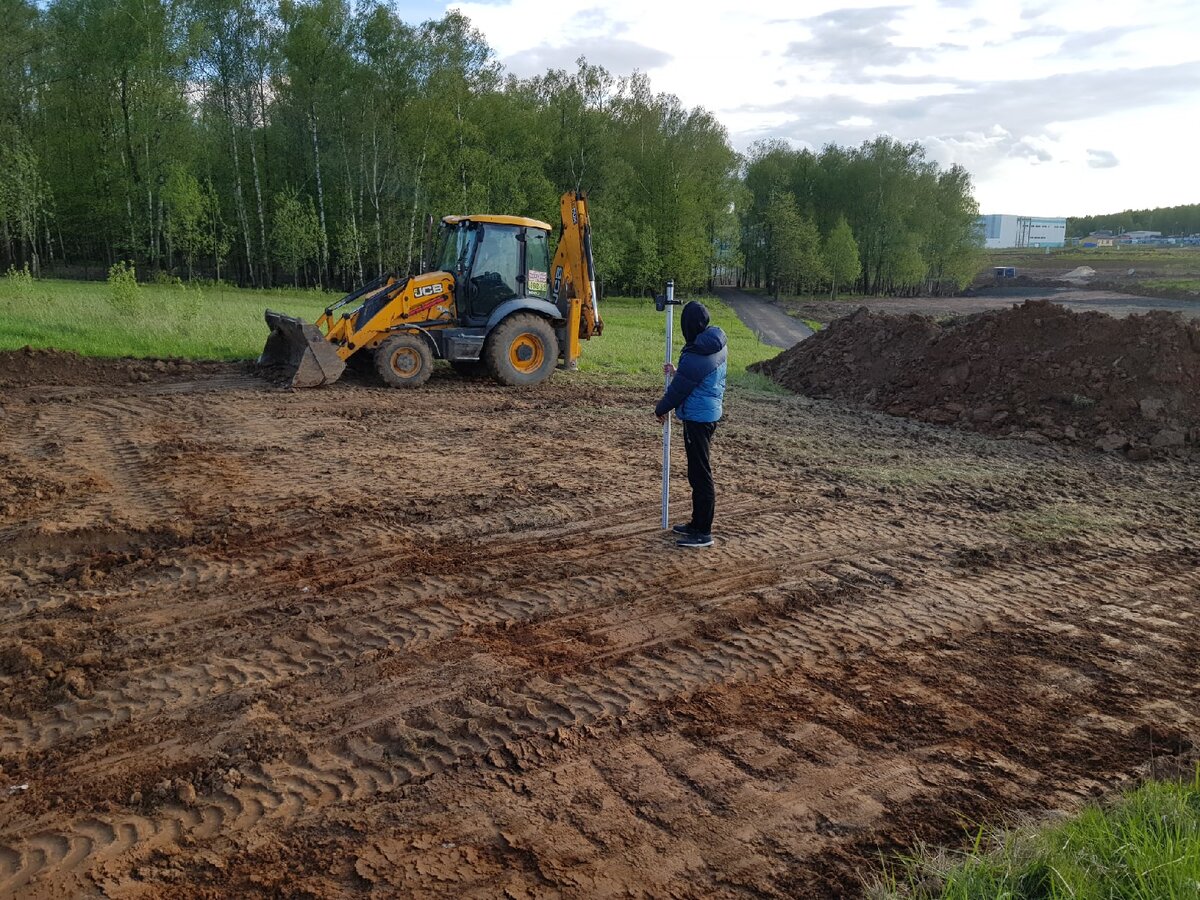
[
  {"x1": 752, "y1": 300, "x2": 1200, "y2": 459},
  {"x1": 0, "y1": 350, "x2": 1197, "y2": 898}
]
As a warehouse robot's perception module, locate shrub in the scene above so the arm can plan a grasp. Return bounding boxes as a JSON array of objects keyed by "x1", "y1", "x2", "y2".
[
  {"x1": 152, "y1": 270, "x2": 184, "y2": 288},
  {"x1": 107, "y1": 261, "x2": 140, "y2": 314},
  {"x1": 4, "y1": 263, "x2": 35, "y2": 302}
]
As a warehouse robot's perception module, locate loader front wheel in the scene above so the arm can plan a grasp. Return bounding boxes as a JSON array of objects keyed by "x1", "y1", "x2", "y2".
[
  {"x1": 485, "y1": 314, "x2": 558, "y2": 387},
  {"x1": 375, "y1": 334, "x2": 433, "y2": 388}
]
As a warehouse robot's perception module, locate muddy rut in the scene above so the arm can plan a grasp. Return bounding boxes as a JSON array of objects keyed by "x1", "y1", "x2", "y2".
[{"x1": 0, "y1": 361, "x2": 1197, "y2": 898}]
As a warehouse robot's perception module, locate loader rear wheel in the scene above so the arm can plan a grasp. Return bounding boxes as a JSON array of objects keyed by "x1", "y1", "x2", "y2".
[
  {"x1": 485, "y1": 314, "x2": 558, "y2": 387},
  {"x1": 375, "y1": 334, "x2": 433, "y2": 388}
]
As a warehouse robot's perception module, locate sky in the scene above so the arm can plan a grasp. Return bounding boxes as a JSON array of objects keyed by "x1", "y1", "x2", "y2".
[{"x1": 396, "y1": 0, "x2": 1200, "y2": 218}]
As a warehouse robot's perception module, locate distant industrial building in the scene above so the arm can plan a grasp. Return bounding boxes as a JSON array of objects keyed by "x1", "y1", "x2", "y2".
[
  {"x1": 1078, "y1": 230, "x2": 1164, "y2": 247},
  {"x1": 977, "y1": 214, "x2": 1067, "y2": 249}
]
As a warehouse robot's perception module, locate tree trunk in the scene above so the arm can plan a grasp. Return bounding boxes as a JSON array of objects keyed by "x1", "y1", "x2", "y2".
[
  {"x1": 370, "y1": 124, "x2": 383, "y2": 277},
  {"x1": 405, "y1": 149, "x2": 426, "y2": 274},
  {"x1": 310, "y1": 104, "x2": 328, "y2": 288},
  {"x1": 243, "y1": 84, "x2": 270, "y2": 287},
  {"x1": 227, "y1": 108, "x2": 254, "y2": 286},
  {"x1": 340, "y1": 125, "x2": 362, "y2": 285}
]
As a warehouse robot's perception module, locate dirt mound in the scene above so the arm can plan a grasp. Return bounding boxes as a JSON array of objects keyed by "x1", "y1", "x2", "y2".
[
  {"x1": 751, "y1": 300, "x2": 1200, "y2": 456},
  {"x1": 0, "y1": 346, "x2": 234, "y2": 389}
]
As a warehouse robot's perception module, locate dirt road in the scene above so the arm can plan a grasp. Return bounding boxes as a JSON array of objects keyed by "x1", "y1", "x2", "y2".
[
  {"x1": 715, "y1": 288, "x2": 814, "y2": 348},
  {"x1": 1, "y1": 356, "x2": 1197, "y2": 898}
]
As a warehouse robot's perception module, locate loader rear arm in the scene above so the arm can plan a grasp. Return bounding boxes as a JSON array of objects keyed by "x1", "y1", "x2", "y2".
[{"x1": 552, "y1": 192, "x2": 602, "y2": 363}]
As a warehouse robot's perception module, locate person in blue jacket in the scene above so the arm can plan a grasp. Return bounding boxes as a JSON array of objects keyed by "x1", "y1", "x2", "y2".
[{"x1": 655, "y1": 301, "x2": 727, "y2": 548}]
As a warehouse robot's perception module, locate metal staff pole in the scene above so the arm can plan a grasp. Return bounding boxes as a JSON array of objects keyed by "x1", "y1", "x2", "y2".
[{"x1": 654, "y1": 281, "x2": 679, "y2": 529}]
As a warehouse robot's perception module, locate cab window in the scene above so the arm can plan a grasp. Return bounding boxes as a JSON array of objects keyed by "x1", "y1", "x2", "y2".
[
  {"x1": 526, "y1": 230, "x2": 550, "y2": 298},
  {"x1": 435, "y1": 223, "x2": 471, "y2": 275},
  {"x1": 468, "y1": 224, "x2": 521, "y2": 318}
]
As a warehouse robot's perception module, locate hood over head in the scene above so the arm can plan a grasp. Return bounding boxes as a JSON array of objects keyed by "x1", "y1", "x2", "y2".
[{"x1": 681, "y1": 301, "x2": 711, "y2": 343}]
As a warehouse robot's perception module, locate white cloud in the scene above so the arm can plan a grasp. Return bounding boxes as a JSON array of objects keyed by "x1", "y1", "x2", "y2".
[
  {"x1": 1087, "y1": 149, "x2": 1120, "y2": 169},
  {"x1": 445, "y1": 0, "x2": 1200, "y2": 215}
]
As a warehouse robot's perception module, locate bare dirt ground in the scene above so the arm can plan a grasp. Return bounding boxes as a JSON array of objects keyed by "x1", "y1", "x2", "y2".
[
  {"x1": 1, "y1": 354, "x2": 1198, "y2": 898},
  {"x1": 775, "y1": 286, "x2": 1200, "y2": 329}
]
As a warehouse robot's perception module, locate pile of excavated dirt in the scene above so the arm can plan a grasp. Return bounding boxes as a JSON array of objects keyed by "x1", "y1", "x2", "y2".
[
  {"x1": 0, "y1": 346, "x2": 235, "y2": 389},
  {"x1": 751, "y1": 300, "x2": 1200, "y2": 457}
]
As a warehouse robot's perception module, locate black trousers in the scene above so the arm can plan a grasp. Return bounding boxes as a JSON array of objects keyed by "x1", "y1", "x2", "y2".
[{"x1": 683, "y1": 420, "x2": 717, "y2": 534}]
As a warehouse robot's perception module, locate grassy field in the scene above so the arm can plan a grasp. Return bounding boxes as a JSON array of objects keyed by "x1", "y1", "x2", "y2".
[
  {"x1": 0, "y1": 276, "x2": 329, "y2": 360},
  {"x1": 874, "y1": 770, "x2": 1200, "y2": 899},
  {"x1": 0, "y1": 276, "x2": 778, "y2": 386},
  {"x1": 1143, "y1": 278, "x2": 1200, "y2": 294},
  {"x1": 578, "y1": 295, "x2": 777, "y2": 387},
  {"x1": 982, "y1": 245, "x2": 1200, "y2": 275}
]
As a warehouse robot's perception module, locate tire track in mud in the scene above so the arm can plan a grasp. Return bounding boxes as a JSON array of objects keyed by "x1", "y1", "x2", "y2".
[
  {"x1": 0, "y1": 472, "x2": 653, "y2": 622},
  {"x1": 0, "y1": 508, "x2": 893, "y2": 756},
  {"x1": 5, "y1": 367, "x2": 1200, "y2": 896},
  {"x1": 3, "y1": 540, "x2": 1197, "y2": 893}
]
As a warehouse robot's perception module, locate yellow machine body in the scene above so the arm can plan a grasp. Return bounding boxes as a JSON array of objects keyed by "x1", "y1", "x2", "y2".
[{"x1": 260, "y1": 192, "x2": 601, "y2": 388}]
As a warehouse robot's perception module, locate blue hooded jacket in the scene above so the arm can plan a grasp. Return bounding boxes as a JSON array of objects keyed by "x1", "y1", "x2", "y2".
[{"x1": 655, "y1": 301, "x2": 727, "y2": 423}]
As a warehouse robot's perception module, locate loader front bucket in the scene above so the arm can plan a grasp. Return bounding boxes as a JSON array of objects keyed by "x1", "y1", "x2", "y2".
[{"x1": 259, "y1": 310, "x2": 347, "y2": 388}]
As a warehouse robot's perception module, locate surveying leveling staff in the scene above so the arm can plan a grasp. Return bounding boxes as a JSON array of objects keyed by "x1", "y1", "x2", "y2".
[{"x1": 654, "y1": 301, "x2": 728, "y2": 548}]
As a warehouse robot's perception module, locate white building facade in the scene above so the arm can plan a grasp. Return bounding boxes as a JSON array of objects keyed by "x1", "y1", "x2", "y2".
[{"x1": 977, "y1": 214, "x2": 1067, "y2": 249}]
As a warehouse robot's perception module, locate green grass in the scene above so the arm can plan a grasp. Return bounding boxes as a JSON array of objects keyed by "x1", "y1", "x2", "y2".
[
  {"x1": 579, "y1": 295, "x2": 778, "y2": 387},
  {"x1": 0, "y1": 276, "x2": 330, "y2": 360},
  {"x1": 1144, "y1": 278, "x2": 1200, "y2": 294},
  {"x1": 0, "y1": 277, "x2": 780, "y2": 385},
  {"x1": 872, "y1": 769, "x2": 1200, "y2": 900}
]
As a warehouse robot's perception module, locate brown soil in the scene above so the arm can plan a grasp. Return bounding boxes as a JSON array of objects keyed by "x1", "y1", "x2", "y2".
[
  {"x1": 1, "y1": 353, "x2": 1198, "y2": 898},
  {"x1": 752, "y1": 300, "x2": 1200, "y2": 457},
  {"x1": 0, "y1": 347, "x2": 234, "y2": 390}
]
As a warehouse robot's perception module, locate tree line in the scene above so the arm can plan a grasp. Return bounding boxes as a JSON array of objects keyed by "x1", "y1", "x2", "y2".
[
  {"x1": 1068, "y1": 204, "x2": 1200, "y2": 239},
  {"x1": 0, "y1": 0, "x2": 982, "y2": 299},
  {"x1": 737, "y1": 139, "x2": 981, "y2": 297}
]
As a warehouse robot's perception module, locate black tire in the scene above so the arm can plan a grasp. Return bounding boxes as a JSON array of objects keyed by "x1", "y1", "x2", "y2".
[
  {"x1": 450, "y1": 359, "x2": 486, "y2": 377},
  {"x1": 484, "y1": 313, "x2": 559, "y2": 387},
  {"x1": 375, "y1": 334, "x2": 433, "y2": 388}
]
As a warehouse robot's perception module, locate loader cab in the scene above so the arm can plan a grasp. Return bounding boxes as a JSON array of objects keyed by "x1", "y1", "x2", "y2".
[{"x1": 437, "y1": 215, "x2": 553, "y2": 326}]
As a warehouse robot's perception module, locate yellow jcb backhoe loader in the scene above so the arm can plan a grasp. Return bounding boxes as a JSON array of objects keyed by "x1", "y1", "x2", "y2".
[{"x1": 260, "y1": 191, "x2": 602, "y2": 388}]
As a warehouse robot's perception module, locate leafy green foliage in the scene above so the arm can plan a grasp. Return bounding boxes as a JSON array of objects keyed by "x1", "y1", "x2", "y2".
[
  {"x1": 1069, "y1": 203, "x2": 1200, "y2": 238},
  {"x1": 1, "y1": 1, "x2": 975, "y2": 302},
  {"x1": 766, "y1": 192, "x2": 803, "y2": 299},
  {"x1": 741, "y1": 137, "x2": 981, "y2": 296},
  {"x1": 874, "y1": 770, "x2": 1200, "y2": 900},
  {"x1": 0, "y1": 128, "x2": 51, "y2": 276},
  {"x1": 106, "y1": 262, "x2": 140, "y2": 315},
  {"x1": 0, "y1": 1, "x2": 740, "y2": 296},
  {"x1": 4, "y1": 263, "x2": 35, "y2": 302},
  {"x1": 823, "y1": 215, "x2": 861, "y2": 299},
  {"x1": 270, "y1": 189, "x2": 321, "y2": 281}
]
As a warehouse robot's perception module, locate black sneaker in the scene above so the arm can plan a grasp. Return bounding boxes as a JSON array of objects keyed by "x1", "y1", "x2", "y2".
[
  {"x1": 677, "y1": 533, "x2": 713, "y2": 548},
  {"x1": 672, "y1": 522, "x2": 696, "y2": 535}
]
